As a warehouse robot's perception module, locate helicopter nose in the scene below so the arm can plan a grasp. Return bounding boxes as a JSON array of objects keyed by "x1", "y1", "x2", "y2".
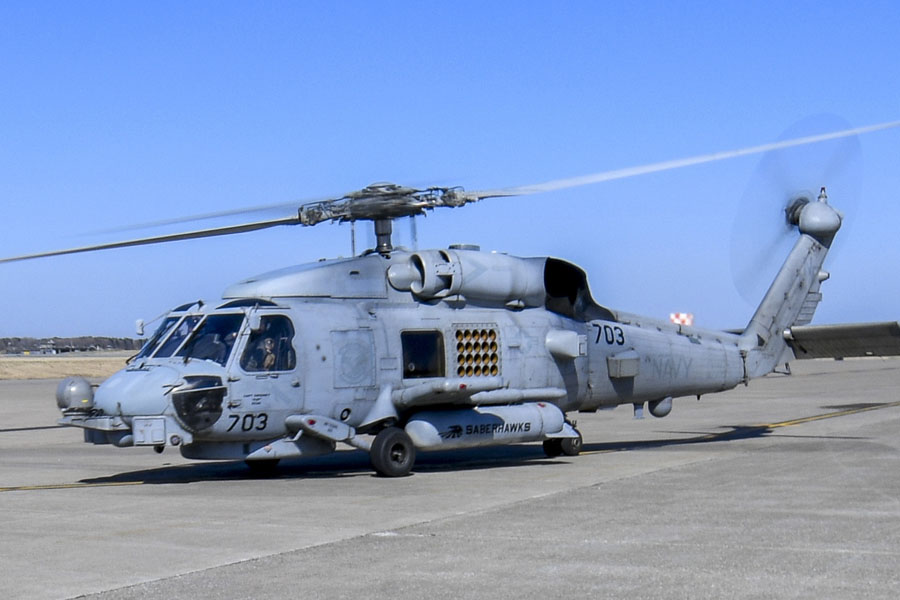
[{"x1": 93, "y1": 366, "x2": 182, "y2": 417}]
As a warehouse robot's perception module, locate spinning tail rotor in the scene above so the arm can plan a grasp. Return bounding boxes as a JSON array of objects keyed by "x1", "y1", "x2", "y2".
[{"x1": 730, "y1": 115, "x2": 863, "y2": 306}]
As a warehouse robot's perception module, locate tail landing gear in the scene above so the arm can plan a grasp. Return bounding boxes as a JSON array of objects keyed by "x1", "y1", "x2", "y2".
[{"x1": 542, "y1": 427, "x2": 583, "y2": 458}]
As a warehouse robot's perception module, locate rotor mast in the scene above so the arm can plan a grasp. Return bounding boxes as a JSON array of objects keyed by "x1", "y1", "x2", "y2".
[{"x1": 374, "y1": 218, "x2": 393, "y2": 254}]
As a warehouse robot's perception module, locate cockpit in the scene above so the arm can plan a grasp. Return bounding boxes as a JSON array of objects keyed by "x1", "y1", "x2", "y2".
[{"x1": 132, "y1": 303, "x2": 296, "y2": 371}]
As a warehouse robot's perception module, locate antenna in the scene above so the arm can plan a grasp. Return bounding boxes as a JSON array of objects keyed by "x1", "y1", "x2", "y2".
[{"x1": 409, "y1": 215, "x2": 419, "y2": 250}]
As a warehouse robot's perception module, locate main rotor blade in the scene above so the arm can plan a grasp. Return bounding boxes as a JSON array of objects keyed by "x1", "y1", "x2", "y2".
[
  {"x1": 90, "y1": 197, "x2": 331, "y2": 235},
  {"x1": 4, "y1": 118, "x2": 897, "y2": 265},
  {"x1": 87, "y1": 119, "x2": 900, "y2": 237},
  {"x1": 471, "y1": 119, "x2": 900, "y2": 198},
  {"x1": 0, "y1": 215, "x2": 301, "y2": 264}
]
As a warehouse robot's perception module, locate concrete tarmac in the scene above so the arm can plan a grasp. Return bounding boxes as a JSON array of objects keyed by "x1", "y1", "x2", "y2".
[{"x1": 1, "y1": 359, "x2": 898, "y2": 599}]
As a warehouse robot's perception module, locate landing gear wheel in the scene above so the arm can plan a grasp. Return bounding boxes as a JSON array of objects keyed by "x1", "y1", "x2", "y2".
[
  {"x1": 561, "y1": 431, "x2": 583, "y2": 456},
  {"x1": 245, "y1": 459, "x2": 280, "y2": 476},
  {"x1": 370, "y1": 427, "x2": 416, "y2": 477},
  {"x1": 543, "y1": 438, "x2": 563, "y2": 458}
]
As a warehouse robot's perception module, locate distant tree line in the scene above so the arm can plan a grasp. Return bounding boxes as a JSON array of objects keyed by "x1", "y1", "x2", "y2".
[{"x1": 0, "y1": 337, "x2": 142, "y2": 354}]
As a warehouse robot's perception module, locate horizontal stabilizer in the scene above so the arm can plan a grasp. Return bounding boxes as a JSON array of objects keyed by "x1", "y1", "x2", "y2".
[{"x1": 785, "y1": 321, "x2": 900, "y2": 359}]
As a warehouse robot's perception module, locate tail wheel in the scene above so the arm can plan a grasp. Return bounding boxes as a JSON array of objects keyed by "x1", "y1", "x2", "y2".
[
  {"x1": 561, "y1": 431, "x2": 583, "y2": 456},
  {"x1": 370, "y1": 427, "x2": 416, "y2": 477},
  {"x1": 543, "y1": 430, "x2": 583, "y2": 458}
]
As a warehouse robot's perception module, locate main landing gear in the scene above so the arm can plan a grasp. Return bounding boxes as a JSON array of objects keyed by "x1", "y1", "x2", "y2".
[
  {"x1": 370, "y1": 427, "x2": 417, "y2": 477},
  {"x1": 367, "y1": 423, "x2": 582, "y2": 476}
]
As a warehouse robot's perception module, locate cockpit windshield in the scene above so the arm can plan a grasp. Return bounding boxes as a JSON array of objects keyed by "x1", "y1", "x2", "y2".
[
  {"x1": 177, "y1": 314, "x2": 245, "y2": 366},
  {"x1": 134, "y1": 316, "x2": 180, "y2": 360},
  {"x1": 155, "y1": 315, "x2": 202, "y2": 358}
]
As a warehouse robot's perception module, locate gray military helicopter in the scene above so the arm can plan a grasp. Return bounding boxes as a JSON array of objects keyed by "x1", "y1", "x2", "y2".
[{"x1": 4, "y1": 120, "x2": 898, "y2": 477}]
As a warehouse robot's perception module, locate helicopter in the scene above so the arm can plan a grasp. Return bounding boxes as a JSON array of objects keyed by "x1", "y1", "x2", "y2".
[{"x1": 3, "y1": 120, "x2": 899, "y2": 477}]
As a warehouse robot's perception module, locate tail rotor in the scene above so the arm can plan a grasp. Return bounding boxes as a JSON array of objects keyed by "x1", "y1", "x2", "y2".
[{"x1": 730, "y1": 115, "x2": 862, "y2": 306}]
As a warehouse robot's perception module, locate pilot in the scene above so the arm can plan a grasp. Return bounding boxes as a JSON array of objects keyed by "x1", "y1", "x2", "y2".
[
  {"x1": 193, "y1": 333, "x2": 227, "y2": 364},
  {"x1": 223, "y1": 331, "x2": 238, "y2": 354},
  {"x1": 261, "y1": 337, "x2": 277, "y2": 370}
]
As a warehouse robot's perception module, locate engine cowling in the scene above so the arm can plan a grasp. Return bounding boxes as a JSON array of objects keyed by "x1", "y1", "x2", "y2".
[{"x1": 388, "y1": 248, "x2": 546, "y2": 307}]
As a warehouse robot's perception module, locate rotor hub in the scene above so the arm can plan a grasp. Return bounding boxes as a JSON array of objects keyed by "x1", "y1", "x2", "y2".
[
  {"x1": 297, "y1": 183, "x2": 474, "y2": 227},
  {"x1": 294, "y1": 183, "x2": 479, "y2": 255}
]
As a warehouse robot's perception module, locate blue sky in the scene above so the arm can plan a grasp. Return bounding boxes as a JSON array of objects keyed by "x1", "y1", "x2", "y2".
[{"x1": 1, "y1": 1, "x2": 898, "y2": 337}]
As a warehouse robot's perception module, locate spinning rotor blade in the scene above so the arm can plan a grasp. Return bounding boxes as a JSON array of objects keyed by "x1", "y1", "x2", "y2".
[
  {"x1": 1, "y1": 119, "x2": 896, "y2": 264},
  {"x1": 91, "y1": 119, "x2": 900, "y2": 235},
  {"x1": 0, "y1": 216, "x2": 301, "y2": 264},
  {"x1": 730, "y1": 115, "x2": 864, "y2": 305},
  {"x1": 89, "y1": 198, "x2": 312, "y2": 235},
  {"x1": 473, "y1": 119, "x2": 899, "y2": 198}
]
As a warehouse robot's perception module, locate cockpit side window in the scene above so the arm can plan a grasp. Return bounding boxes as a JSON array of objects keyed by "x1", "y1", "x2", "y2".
[
  {"x1": 240, "y1": 315, "x2": 297, "y2": 372},
  {"x1": 135, "y1": 316, "x2": 180, "y2": 359},
  {"x1": 155, "y1": 315, "x2": 202, "y2": 358},
  {"x1": 177, "y1": 314, "x2": 245, "y2": 366}
]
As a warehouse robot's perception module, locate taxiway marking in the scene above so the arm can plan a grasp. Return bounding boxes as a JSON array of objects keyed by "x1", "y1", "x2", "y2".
[{"x1": 580, "y1": 400, "x2": 900, "y2": 455}]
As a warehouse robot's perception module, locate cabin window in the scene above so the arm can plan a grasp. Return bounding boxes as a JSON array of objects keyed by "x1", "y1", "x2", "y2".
[
  {"x1": 177, "y1": 314, "x2": 245, "y2": 366},
  {"x1": 240, "y1": 315, "x2": 297, "y2": 372},
  {"x1": 401, "y1": 331, "x2": 445, "y2": 379}
]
